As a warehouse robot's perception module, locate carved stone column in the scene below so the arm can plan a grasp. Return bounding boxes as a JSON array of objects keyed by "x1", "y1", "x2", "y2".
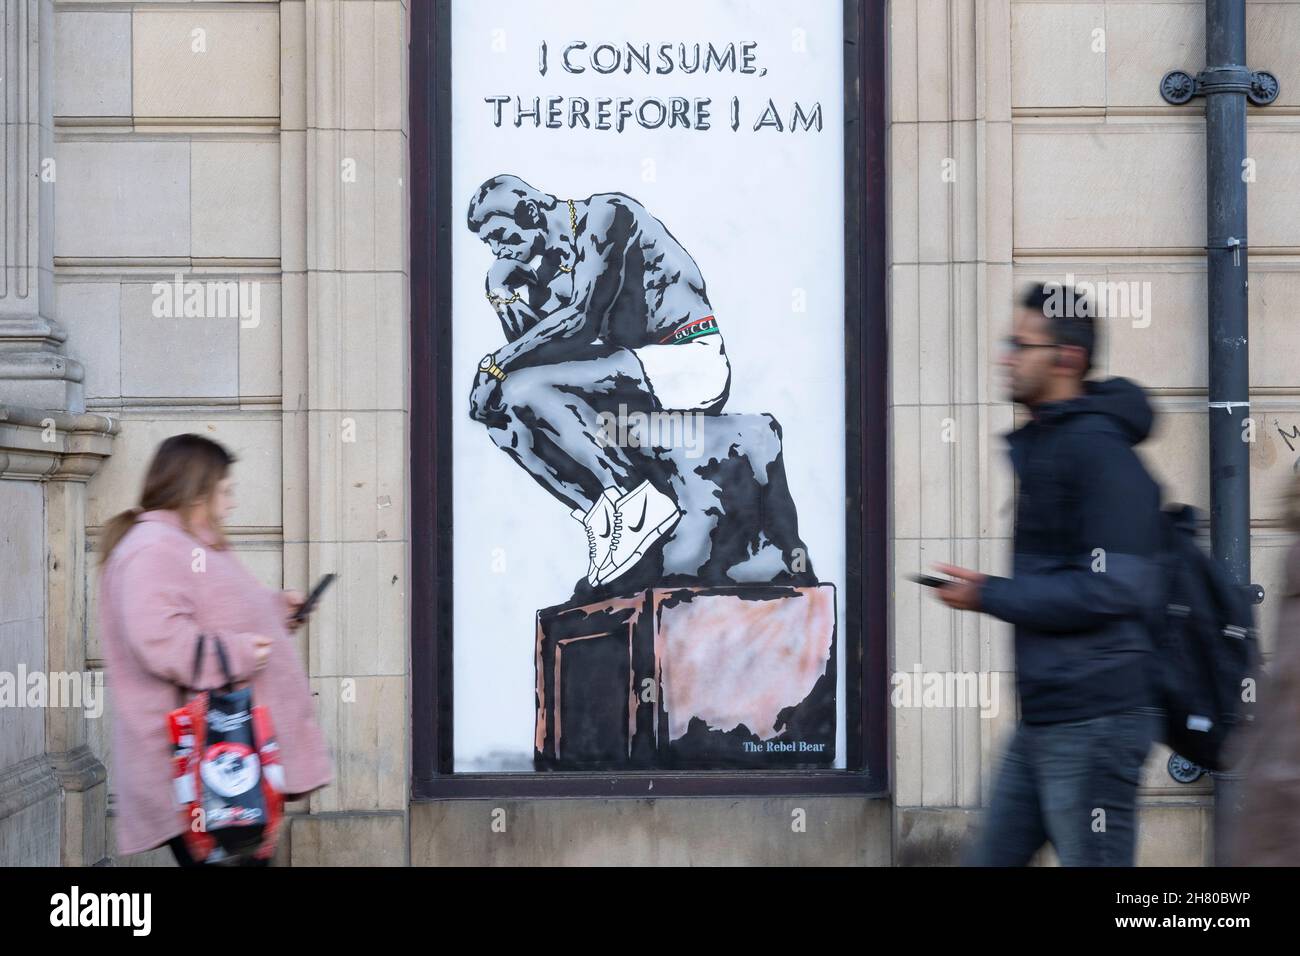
[
  {"x1": 0, "y1": 404, "x2": 115, "y2": 865},
  {"x1": 0, "y1": 0, "x2": 83, "y2": 412}
]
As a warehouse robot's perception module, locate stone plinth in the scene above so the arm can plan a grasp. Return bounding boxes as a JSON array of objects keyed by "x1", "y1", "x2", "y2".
[{"x1": 535, "y1": 584, "x2": 836, "y2": 770}]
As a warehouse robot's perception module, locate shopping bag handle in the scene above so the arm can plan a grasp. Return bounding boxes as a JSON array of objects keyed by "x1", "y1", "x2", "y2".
[
  {"x1": 184, "y1": 633, "x2": 236, "y2": 695},
  {"x1": 211, "y1": 636, "x2": 234, "y2": 693},
  {"x1": 188, "y1": 633, "x2": 207, "y2": 690}
]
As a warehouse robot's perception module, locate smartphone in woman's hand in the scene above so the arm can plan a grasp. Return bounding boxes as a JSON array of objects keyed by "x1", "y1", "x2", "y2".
[{"x1": 291, "y1": 574, "x2": 337, "y2": 623}]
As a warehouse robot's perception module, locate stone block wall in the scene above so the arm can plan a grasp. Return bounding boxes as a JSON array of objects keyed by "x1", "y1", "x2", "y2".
[
  {"x1": 889, "y1": 0, "x2": 1300, "y2": 866},
  {"x1": 5, "y1": 0, "x2": 1293, "y2": 866},
  {"x1": 50, "y1": 0, "x2": 411, "y2": 866}
]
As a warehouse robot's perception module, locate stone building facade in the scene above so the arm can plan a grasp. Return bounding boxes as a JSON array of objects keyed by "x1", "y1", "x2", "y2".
[{"x1": 1, "y1": 0, "x2": 1297, "y2": 865}]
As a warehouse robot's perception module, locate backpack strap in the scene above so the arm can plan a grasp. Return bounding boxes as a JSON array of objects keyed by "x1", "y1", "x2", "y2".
[{"x1": 1164, "y1": 502, "x2": 1199, "y2": 535}]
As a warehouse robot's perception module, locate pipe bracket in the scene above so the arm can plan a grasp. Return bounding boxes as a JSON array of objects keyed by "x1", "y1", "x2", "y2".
[
  {"x1": 1168, "y1": 752, "x2": 1205, "y2": 784},
  {"x1": 1248, "y1": 71, "x2": 1281, "y2": 106},
  {"x1": 1159, "y1": 68, "x2": 1279, "y2": 106}
]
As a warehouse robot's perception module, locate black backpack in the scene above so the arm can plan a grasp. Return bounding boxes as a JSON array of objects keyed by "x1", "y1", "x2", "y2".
[{"x1": 1149, "y1": 504, "x2": 1259, "y2": 771}]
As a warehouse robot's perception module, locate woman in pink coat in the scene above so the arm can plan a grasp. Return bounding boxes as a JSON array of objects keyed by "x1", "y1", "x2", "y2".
[
  {"x1": 98, "y1": 433, "x2": 333, "y2": 865},
  {"x1": 1226, "y1": 473, "x2": 1300, "y2": 865}
]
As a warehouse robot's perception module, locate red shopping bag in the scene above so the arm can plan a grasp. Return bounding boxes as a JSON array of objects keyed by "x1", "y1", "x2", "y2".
[{"x1": 167, "y1": 634, "x2": 285, "y2": 864}]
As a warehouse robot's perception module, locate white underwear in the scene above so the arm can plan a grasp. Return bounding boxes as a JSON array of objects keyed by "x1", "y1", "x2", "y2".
[{"x1": 631, "y1": 332, "x2": 730, "y2": 412}]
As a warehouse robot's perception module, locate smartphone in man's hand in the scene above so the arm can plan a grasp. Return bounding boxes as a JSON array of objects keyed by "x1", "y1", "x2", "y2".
[{"x1": 908, "y1": 573, "x2": 956, "y2": 589}]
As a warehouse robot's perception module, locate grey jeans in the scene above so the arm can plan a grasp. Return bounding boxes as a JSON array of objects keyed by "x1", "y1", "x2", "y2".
[{"x1": 965, "y1": 707, "x2": 1161, "y2": 866}]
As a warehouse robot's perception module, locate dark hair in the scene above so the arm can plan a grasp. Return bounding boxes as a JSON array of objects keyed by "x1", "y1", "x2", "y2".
[
  {"x1": 1020, "y1": 282, "x2": 1097, "y2": 373},
  {"x1": 467, "y1": 174, "x2": 558, "y2": 234},
  {"x1": 100, "y1": 434, "x2": 237, "y2": 562}
]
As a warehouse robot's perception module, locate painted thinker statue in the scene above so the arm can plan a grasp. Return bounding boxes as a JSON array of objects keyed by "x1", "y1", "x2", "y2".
[{"x1": 466, "y1": 174, "x2": 816, "y2": 597}]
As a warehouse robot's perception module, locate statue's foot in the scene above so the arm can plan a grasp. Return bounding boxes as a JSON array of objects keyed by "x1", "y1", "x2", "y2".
[{"x1": 596, "y1": 480, "x2": 681, "y2": 586}]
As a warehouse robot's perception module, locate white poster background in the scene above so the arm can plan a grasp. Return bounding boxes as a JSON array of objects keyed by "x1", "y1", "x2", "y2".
[{"x1": 450, "y1": 0, "x2": 847, "y2": 770}]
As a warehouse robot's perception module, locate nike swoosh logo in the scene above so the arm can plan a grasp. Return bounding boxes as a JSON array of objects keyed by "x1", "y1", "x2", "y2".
[
  {"x1": 627, "y1": 499, "x2": 648, "y2": 533},
  {"x1": 598, "y1": 511, "x2": 611, "y2": 539}
]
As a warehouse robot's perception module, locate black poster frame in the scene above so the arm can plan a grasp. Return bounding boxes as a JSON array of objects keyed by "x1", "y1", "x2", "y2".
[{"x1": 410, "y1": 0, "x2": 888, "y2": 798}]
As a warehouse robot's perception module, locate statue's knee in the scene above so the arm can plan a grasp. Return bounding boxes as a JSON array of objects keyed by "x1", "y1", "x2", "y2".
[
  {"x1": 470, "y1": 395, "x2": 501, "y2": 425},
  {"x1": 486, "y1": 418, "x2": 519, "y2": 448},
  {"x1": 480, "y1": 374, "x2": 540, "y2": 432},
  {"x1": 498, "y1": 367, "x2": 552, "y2": 410}
]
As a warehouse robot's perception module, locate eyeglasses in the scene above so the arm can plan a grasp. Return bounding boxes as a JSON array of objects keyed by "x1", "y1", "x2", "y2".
[{"x1": 1002, "y1": 337, "x2": 1059, "y2": 353}]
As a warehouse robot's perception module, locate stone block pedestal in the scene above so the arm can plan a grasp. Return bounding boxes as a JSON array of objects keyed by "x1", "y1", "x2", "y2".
[{"x1": 535, "y1": 584, "x2": 836, "y2": 770}]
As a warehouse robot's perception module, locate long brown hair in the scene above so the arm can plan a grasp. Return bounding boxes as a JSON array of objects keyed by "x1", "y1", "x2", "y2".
[{"x1": 100, "y1": 433, "x2": 237, "y2": 562}]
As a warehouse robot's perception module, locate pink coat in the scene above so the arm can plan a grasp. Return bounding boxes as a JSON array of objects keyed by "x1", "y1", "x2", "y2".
[
  {"x1": 98, "y1": 510, "x2": 333, "y2": 856},
  {"x1": 1226, "y1": 539, "x2": 1300, "y2": 865}
]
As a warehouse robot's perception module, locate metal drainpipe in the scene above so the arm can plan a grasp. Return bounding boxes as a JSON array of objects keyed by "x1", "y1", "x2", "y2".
[{"x1": 1161, "y1": 1, "x2": 1276, "y2": 864}]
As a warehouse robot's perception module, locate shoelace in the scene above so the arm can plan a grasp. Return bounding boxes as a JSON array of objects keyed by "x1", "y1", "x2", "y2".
[
  {"x1": 583, "y1": 524, "x2": 597, "y2": 562},
  {"x1": 611, "y1": 512, "x2": 623, "y2": 548}
]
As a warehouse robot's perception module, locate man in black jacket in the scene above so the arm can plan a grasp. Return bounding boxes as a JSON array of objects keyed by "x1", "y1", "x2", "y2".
[{"x1": 933, "y1": 283, "x2": 1164, "y2": 866}]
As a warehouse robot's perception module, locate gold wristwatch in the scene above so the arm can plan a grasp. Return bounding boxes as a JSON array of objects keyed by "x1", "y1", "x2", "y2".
[{"x1": 479, "y1": 354, "x2": 507, "y2": 382}]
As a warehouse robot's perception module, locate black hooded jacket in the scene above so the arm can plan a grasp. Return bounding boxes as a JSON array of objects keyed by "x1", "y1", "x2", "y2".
[{"x1": 980, "y1": 377, "x2": 1163, "y2": 724}]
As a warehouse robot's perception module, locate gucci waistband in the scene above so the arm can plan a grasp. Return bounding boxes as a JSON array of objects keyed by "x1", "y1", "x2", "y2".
[{"x1": 658, "y1": 315, "x2": 720, "y2": 345}]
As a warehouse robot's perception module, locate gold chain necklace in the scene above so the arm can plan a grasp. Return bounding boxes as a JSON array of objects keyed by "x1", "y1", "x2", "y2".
[
  {"x1": 557, "y1": 199, "x2": 577, "y2": 273},
  {"x1": 486, "y1": 288, "x2": 521, "y2": 308}
]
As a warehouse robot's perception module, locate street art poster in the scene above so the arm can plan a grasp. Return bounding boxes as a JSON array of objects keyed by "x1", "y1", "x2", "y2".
[{"x1": 451, "y1": 0, "x2": 847, "y2": 771}]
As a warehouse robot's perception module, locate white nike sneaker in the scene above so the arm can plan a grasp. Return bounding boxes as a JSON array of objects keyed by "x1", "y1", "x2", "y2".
[
  {"x1": 596, "y1": 480, "x2": 681, "y2": 586},
  {"x1": 572, "y1": 489, "x2": 621, "y2": 586}
]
